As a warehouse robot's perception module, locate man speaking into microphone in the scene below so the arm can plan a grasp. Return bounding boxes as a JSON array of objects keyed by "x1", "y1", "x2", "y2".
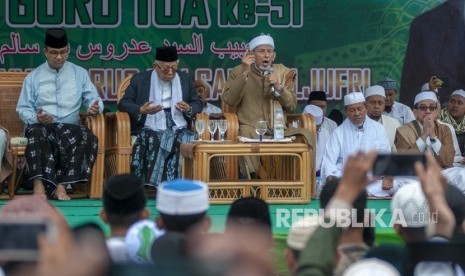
[{"x1": 223, "y1": 34, "x2": 314, "y2": 179}]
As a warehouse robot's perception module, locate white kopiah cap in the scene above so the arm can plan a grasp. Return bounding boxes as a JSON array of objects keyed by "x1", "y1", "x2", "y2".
[
  {"x1": 248, "y1": 34, "x2": 275, "y2": 50},
  {"x1": 156, "y1": 179, "x2": 209, "y2": 215},
  {"x1": 390, "y1": 181, "x2": 429, "y2": 228},
  {"x1": 451, "y1": 89, "x2": 465, "y2": 99},
  {"x1": 302, "y1": 104, "x2": 323, "y2": 125},
  {"x1": 286, "y1": 216, "x2": 319, "y2": 251},
  {"x1": 414, "y1": 91, "x2": 438, "y2": 106},
  {"x1": 365, "y1": 85, "x2": 386, "y2": 99},
  {"x1": 344, "y1": 92, "x2": 365, "y2": 106},
  {"x1": 343, "y1": 258, "x2": 400, "y2": 276}
]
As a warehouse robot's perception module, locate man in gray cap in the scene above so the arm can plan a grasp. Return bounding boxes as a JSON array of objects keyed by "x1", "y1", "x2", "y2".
[
  {"x1": 378, "y1": 77, "x2": 415, "y2": 124},
  {"x1": 118, "y1": 46, "x2": 202, "y2": 187},
  {"x1": 16, "y1": 28, "x2": 103, "y2": 200}
]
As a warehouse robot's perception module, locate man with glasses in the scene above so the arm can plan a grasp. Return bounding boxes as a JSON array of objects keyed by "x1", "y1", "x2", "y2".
[
  {"x1": 117, "y1": 46, "x2": 201, "y2": 188},
  {"x1": 16, "y1": 28, "x2": 103, "y2": 200},
  {"x1": 395, "y1": 91, "x2": 454, "y2": 168}
]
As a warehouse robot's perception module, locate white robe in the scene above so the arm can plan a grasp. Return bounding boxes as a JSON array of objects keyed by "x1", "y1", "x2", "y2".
[
  {"x1": 321, "y1": 116, "x2": 391, "y2": 179},
  {"x1": 384, "y1": 101, "x2": 415, "y2": 125},
  {"x1": 321, "y1": 116, "x2": 338, "y2": 134},
  {"x1": 378, "y1": 115, "x2": 402, "y2": 153},
  {"x1": 316, "y1": 127, "x2": 331, "y2": 173}
]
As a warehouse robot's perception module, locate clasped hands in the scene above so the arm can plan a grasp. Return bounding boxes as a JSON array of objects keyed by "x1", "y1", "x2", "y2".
[
  {"x1": 140, "y1": 101, "x2": 191, "y2": 115},
  {"x1": 421, "y1": 115, "x2": 437, "y2": 142}
]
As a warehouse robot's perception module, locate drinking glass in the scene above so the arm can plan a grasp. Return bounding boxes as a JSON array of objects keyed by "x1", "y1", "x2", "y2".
[
  {"x1": 255, "y1": 120, "x2": 268, "y2": 142},
  {"x1": 207, "y1": 120, "x2": 218, "y2": 141},
  {"x1": 217, "y1": 119, "x2": 228, "y2": 141},
  {"x1": 195, "y1": 119, "x2": 206, "y2": 141}
]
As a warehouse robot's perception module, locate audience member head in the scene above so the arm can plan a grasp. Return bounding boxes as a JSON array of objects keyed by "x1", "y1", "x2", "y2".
[
  {"x1": 153, "y1": 46, "x2": 179, "y2": 82},
  {"x1": 285, "y1": 216, "x2": 319, "y2": 275},
  {"x1": 344, "y1": 92, "x2": 367, "y2": 128},
  {"x1": 390, "y1": 181, "x2": 429, "y2": 242},
  {"x1": 377, "y1": 77, "x2": 397, "y2": 108},
  {"x1": 343, "y1": 258, "x2": 400, "y2": 276},
  {"x1": 43, "y1": 28, "x2": 69, "y2": 71},
  {"x1": 446, "y1": 89, "x2": 465, "y2": 122},
  {"x1": 226, "y1": 197, "x2": 272, "y2": 232},
  {"x1": 156, "y1": 179, "x2": 210, "y2": 233},
  {"x1": 365, "y1": 85, "x2": 386, "y2": 121},
  {"x1": 302, "y1": 104, "x2": 323, "y2": 129},
  {"x1": 193, "y1": 79, "x2": 210, "y2": 102},
  {"x1": 307, "y1": 91, "x2": 328, "y2": 115},
  {"x1": 412, "y1": 91, "x2": 439, "y2": 124},
  {"x1": 101, "y1": 174, "x2": 149, "y2": 236},
  {"x1": 248, "y1": 34, "x2": 275, "y2": 70}
]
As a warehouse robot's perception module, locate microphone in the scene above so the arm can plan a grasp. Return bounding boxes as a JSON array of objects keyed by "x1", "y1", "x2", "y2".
[{"x1": 268, "y1": 67, "x2": 275, "y2": 93}]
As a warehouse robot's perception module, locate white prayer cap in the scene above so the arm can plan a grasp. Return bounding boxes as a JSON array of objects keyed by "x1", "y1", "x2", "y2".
[
  {"x1": 451, "y1": 89, "x2": 465, "y2": 99},
  {"x1": 390, "y1": 181, "x2": 429, "y2": 228},
  {"x1": 343, "y1": 258, "x2": 400, "y2": 276},
  {"x1": 286, "y1": 216, "x2": 319, "y2": 251},
  {"x1": 125, "y1": 219, "x2": 164, "y2": 263},
  {"x1": 414, "y1": 91, "x2": 438, "y2": 106},
  {"x1": 249, "y1": 34, "x2": 274, "y2": 50},
  {"x1": 156, "y1": 179, "x2": 210, "y2": 215},
  {"x1": 365, "y1": 85, "x2": 386, "y2": 98},
  {"x1": 344, "y1": 92, "x2": 365, "y2": 106},
  {"x1": 421, "y1": 83, "x2": 429, "y2": 92},
  {"x1": 302, "y1": 104, "x2": 323, "y2": 125}
]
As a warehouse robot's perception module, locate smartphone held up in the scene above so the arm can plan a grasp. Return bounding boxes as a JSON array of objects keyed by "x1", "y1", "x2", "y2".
[{"x1": 371, "y1": 154, "x2": 426, "y2": 177}]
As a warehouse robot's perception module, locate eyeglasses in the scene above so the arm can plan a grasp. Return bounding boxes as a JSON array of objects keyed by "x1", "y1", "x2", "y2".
[
  {"x1": 46, "y1": 49, "x2": 69, "y2": 58},
  {"x1": 157, "y1": 63, "x2": 178, "y2": 73},
  {"x1": 416, "y1": 105, "x2": 438, "y2": 111}
]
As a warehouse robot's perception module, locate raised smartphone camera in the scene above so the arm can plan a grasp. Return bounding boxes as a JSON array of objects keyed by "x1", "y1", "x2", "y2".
[
  {"x1": 0, "y1": 217, "x2": 55, "y2": 261},
  {"x1": 372, "y1": 154, "x2": 426, "y2": 176}
]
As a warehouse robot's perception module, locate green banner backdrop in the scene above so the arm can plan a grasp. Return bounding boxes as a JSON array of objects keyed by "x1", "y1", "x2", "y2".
[{"x1": 0, "y1": 0, "x2": 444, "y2": 111}]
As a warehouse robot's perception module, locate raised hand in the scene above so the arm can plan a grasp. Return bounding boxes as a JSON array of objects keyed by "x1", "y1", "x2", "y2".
[{"x1": 241, "y1": 50, "x2": 255, "y2": 76}]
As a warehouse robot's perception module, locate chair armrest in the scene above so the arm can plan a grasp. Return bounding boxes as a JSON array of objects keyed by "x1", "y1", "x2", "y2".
[{"x1": 105, "y1": 111, "x2": 132, "y2": 155}]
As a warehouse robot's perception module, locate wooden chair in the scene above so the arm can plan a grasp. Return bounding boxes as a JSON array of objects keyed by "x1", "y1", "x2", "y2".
[
  {"x1": 0, "y1": 72, "x2": 105, "y2": 199},
  {"x1": 104, "y1": 75, "x2": 133, "y2": 178}
]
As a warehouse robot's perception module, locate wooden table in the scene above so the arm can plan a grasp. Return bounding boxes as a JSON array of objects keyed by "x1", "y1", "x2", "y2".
[{"x1": 181, "y1": 142, "x2": 313, "y2": 204}]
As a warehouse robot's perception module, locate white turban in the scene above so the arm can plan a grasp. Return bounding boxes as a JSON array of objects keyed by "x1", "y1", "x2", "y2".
[
  {"x1": 249, "y1": 34, "x2": 274, "y2": 50},
  {"x1": 414, "y1": 91, "x2": 438, "y2": 105},
  {"x1": 365, "y1": 85, "x2": 386, "y2": 99},
  {"x1": 344, "y1": 92, "x2": 365, "y2": 106},
  {"x1": 302, "y1": 104, "x2": 323, "y2": 125},
  {"x1": 451, "y1": 89, "x2": 465, "y2": 99}
]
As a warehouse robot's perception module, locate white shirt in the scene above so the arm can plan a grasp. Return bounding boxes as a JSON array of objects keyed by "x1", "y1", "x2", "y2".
[
  {"x1": 202, "y1": 102, "x2": 222, "y2": 114},
  {"x1": 321, "y1": 116, "x2": 338, "y2": 134},
  {"x1": 316, "y1": 127, "x2": 331, "y2": 173},
  {"x1": 321, "y1": 116, "x2": 391, "y2": 179},
  {"x1": 377, "y1": 115, "x2": 402, "y2": 152},
  {"x1": 384, "y1": 101, "x2": 415, "y2": 125}
]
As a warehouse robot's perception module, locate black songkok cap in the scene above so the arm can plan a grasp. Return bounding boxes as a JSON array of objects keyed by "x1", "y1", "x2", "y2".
[
  {"x1": 45, "y1": 28, "x2": 68, "y2": 48},
  {"x1": 227, "y1": 197, "x2": 272, "y2": 228},
  {"x1": 103, "y1": 174, "x2": 146, "y2": 215},
  {"x1": 155, "y1": 46, "x2": 178, "y2": 62},
  {"x1": 308, "y1": 91, "x2": 327, "y2": 102}
]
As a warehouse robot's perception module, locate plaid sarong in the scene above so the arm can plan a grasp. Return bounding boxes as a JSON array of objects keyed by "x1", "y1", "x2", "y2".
[
  {"x1": 132, "y1": 109, "x2": 193, "y2": 187},
  {"x1": 25, "y1": 123, "x2": 98, "y2": 195}
]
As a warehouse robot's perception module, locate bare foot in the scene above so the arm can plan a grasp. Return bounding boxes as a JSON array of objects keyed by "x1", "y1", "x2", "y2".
[
  {"x1": 54, "y1": 184, "x2": 70, "y2": 201},
  {"x1": 33, "y1": 179, "x2": 47, "y2": 201}
]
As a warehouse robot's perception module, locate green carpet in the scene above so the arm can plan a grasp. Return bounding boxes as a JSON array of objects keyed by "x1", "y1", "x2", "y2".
[{"x1": 0, "y1": 198, "x2": 402, "y2": 275}]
